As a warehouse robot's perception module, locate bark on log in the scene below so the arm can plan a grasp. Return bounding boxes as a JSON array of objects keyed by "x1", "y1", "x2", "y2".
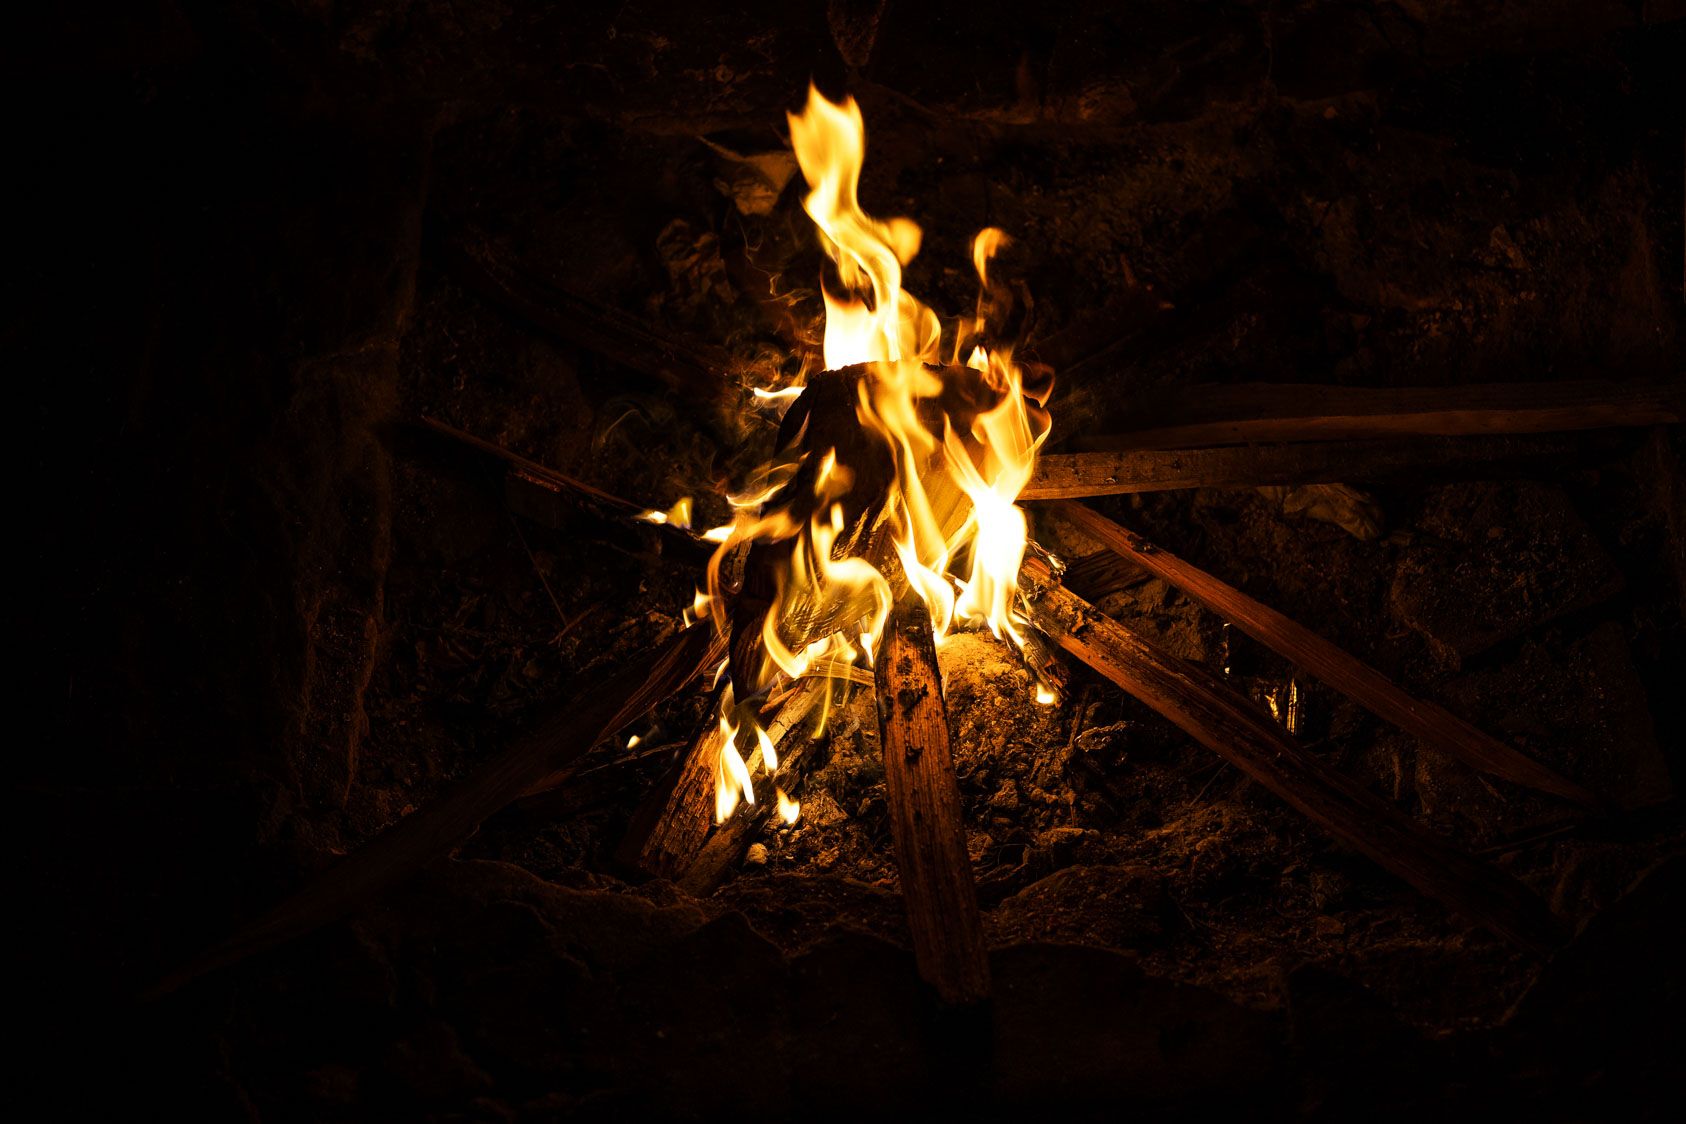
[
  {"x1": 1022, "y1": 562, "x2": 1565, "y2": 953},
  {"x1": 1023, "y1": 432, "x2": 1593, "y2": 500},
  {"x1": 1078, "y1": 378, "x2": 1684, "y2": 451},
  {"x1": 875, "y1": 601, "x2": 992, "y2": 1004},
  {"x1": 144, "y1": 623, "x2": 725, "y2": 1000},
  {"x1": 446, "y1": 227, "x2": 730, "y2": 401},
  {"x1": 1049, "y1": 500, "x2": 1600, "y2": 809}
]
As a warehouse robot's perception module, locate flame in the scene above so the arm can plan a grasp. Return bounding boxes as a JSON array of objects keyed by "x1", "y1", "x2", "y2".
[
  {"x1": 637, "y1": 496, "x2": 693, "y2": 528},
  {"x1": 697, "y1": 86, "x2": 1054, "y2": 819},
  {"x1": 776, "y1": 787, "x2": 801, "y2": 825}
]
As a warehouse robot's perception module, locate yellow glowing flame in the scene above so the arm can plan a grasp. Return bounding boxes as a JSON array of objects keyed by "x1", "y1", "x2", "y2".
[
  {"x1": 776, "y1": 787, "x2": 801, "y2": 825},
  {"x1": 698, "y1": 86, "x2": 1054, "y2": 819},
  {"x1": 638, "y1": 496, "x2": 693, "y2": 528}
]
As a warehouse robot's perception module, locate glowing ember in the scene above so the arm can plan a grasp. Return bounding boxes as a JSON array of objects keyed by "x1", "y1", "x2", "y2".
[{"x1": 692, "y1": 86, "x2": 1054, "y2": 821}]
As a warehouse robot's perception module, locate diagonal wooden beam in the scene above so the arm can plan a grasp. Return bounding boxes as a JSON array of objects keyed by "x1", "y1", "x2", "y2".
[
  {"x1": 1022, "y1": 560, "x2": 1565, "y2": 953},
  {"x1": 445, "y1": 227, "x2": 730, "y2": 402},
  {"x1": 143, "y1": 623, "x2": 725, "y2": 1000},
  {"x1": 1078, "y1": 378, "x2": 1684, "y2": 451},
  {"x1": 1046, "y1": 500, "x2": 1600, "y2": 810},
  {"x1": 415, "y1": 415, "x2": 714, "y2": 566}
]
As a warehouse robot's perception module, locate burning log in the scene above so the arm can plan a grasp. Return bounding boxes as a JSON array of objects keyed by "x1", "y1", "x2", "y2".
[
  {"x1": 446, "y1": 227, "x2": 730, "y2": 402},
  {"x1": 1022, "y1": 432, "x2": 1591, "y2": 500},
  {"x1": 1022, "y1": 560, "x2": 1565, "y2": 953},
  {"x1": 1048, "y1": 500, "x2": 1601, "y2": 810},
  {"x1": 875, "y1": 600, "x2": 992, "y2": 1004},
  {"x1": 1079, "y1": 378, "x2": 1685, "y2": 451},
  {"x1": 144, "y1": 623, "x2": 725, "y2": 1000},
  {"x1": 615, "y1": 690, "x2": 732, "y2": 881},
  {"x1": 677, "y1": 681, "x2": 829, "y2": 895}
]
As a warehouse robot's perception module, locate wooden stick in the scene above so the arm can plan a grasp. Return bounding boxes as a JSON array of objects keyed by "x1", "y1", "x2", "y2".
[
  {"x1": 1023, "y1": 432, "x2": 1591, "y2": 500},
  {"x1": 416, "y1": 415, "x2": 714, "y2": 566},
  {"x1": 1077, "y1": 379, "x2": 1684, "y2": 451},
  {"x1": 143, "y1": 624, "x2": 725, "y2": 1000},
  {"x1": 1022, "y1": 562, "x2": 1565, "y2": 953},
  {"x1": 677, "y1": 681, "x2": 828, "y2": 895},
  {"x1": 446, "y1": 227, "x2": 729, "y2": 401},
  {"x1": 1048, "y1": 500, "x2": 1600, "y2": 809},
  {"x1": 875, "y1": 600, "x2": 992, "y2": 1003}
]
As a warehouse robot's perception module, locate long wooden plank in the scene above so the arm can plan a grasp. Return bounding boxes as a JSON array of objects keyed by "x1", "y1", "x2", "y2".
[
  {"x1": 1078, "y1": 379, "x2": 1683, "y2": 451},
  {"x1": 1048, "y1": 500, "x2": 1599, "y2": 809},
  {"x1": 876, "y1": 601, "x2": 992, "y2": 1003},
  {"x1": 144, "y1": 623, "x2": 725, "y2": 1000},
  {"x1": 1022, "y1": 432, "x2": 1585, "y2": 500},
  {"x1": 1022, "y1": 562, "x2": 1564, "y2": 953}
]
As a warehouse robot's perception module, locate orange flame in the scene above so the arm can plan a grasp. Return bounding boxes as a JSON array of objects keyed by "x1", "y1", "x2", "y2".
[{"x1": 699, "y1": 86, "x2": 1054, "y2": 820}]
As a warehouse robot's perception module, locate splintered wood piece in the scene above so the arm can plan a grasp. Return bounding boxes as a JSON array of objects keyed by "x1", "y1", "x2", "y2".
[
  {"x1": 1049, "y1": 500, "x2": 1600, "y2": 810},
  {"x1": 1023, "y1": 563, "x2": 1565, "y2": 953},
  {"x1": 1022, "y1": 432, "x2": 1588, "y2": 500},
  {"x1": 875, "y1": 601, "x2": 992, "y2": 1004},
  {"x1": 617, "y1": 691, "x2": 730, "y2": 880},
  {"x1": 1078, "y1": 378, "x2": 1685, "y2": 451},
  {"x1": 677, "y1": 681, "x2": 828, "y2": 895},
  {"x1": 447, "y1": 227, "x2": 729, "y2": 401},
  {"x1": 144, "y1": 623, "x2": 725, "y2": 1000}
]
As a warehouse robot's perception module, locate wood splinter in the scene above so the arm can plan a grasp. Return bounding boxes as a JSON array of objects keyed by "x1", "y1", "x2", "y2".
[{"x1": 875, "y1": 599, "x2": 992, "y2": 1005}]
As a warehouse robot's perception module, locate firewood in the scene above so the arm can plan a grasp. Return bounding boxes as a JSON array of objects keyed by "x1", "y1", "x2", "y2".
[
  {"x1": 446, "y1": 227, "x2": 729, "y2": 402},
  {"x1": 1048, "y1": 500, "x2": 1601, "y2": 809},
  {"x1": 1021, "y1": 560, "x2": 1565, "y2": 953},
  {"x1": 143, "y1": 623, "x2": 725, "y2": 1000},
  {"x1": 415, "y1": 415, "x2": 714, "y2": 566},
  {"x1": 676, "y1": 681, "x2": 829, "y2": 895},
  {"x1": 875, "y1": 600, "x2": 992, "y2": 1003},
  {"x1": 1022, "y1": 432, "x2": 1593, "y2": 500},
  {"x1": 1077, "y1": 378, "x2": 1684, "y2": 451},
  {"x1": 615, "y1": 690, "x2": 730, "y2": 881}
]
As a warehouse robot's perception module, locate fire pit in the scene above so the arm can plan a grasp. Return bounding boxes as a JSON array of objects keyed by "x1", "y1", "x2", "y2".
[{"x1": 26, "y1": 5, "x2": 1685, "y2": 1118}]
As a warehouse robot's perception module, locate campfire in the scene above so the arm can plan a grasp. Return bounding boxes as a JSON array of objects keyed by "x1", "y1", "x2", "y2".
[
  {"x1": 149, "y1": 85, "x2": 1678, "y2": 1012},
  {"x1": 54, "y1": 9, "x2": 1683, "y2": 1114}
]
